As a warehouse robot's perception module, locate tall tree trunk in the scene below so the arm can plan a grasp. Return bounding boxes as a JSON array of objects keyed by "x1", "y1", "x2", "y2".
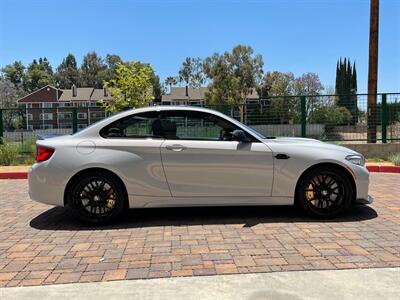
[{"x1": 367, "y1": 0, "x2": 379, "y2": 143}]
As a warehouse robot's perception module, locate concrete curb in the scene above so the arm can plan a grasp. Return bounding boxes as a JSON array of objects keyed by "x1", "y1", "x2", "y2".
[
  {"x1": 0, "y1": 166, "x2": 399, "y2": 180},
  {"x1": 0, "y1": 268, "x2": 399, "y2": 300}
]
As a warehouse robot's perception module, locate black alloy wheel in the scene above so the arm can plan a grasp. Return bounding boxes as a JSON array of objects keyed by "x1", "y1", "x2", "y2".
[
  {"x1": 67, "y1": 173, "x2": 126, "y2": 224},
  {"x1": 297, "y1": 167, "x2": 354, "y2": 218}
]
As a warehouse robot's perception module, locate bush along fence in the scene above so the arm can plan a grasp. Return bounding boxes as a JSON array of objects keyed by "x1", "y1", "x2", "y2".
[{"x1": 0, "y1": 93, "x2": 399, "y2": 155}]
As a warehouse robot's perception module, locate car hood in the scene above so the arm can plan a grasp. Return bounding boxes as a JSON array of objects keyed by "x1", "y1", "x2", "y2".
[{"x1": 262, "y1": 137, "x2": 359, "y2": 155}]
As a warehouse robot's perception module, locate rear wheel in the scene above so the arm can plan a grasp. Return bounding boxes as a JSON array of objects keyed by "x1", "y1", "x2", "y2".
[
  {"x1": 66, "y1": 172, "x2": 127, "y2": 224},
  {"x1": 296, "y1": 167, "x2": 354, "y2": 218}
]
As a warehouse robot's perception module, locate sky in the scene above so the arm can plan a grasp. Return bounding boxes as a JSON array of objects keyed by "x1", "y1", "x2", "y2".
[{"x1": 0, "y1": 0, "x2": 399, "y2": 93}]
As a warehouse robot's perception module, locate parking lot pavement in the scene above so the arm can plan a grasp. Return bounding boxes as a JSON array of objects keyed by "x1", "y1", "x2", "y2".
[{"x1": 0, "y1": 173, "x2": 399, "y2": 288}]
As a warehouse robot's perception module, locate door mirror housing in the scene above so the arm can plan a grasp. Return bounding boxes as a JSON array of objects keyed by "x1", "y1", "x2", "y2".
[{"x1": 231, "y1": 130, "x2": 250, "y2": 143}]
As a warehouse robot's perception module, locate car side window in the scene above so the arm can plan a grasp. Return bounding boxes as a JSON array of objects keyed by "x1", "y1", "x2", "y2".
[
  {"x1": 159, "y1": 110, "x2": 250, "y2": 141},
  {"x1": 100, "y1": 112, "x2": 162, "y2": 139}
]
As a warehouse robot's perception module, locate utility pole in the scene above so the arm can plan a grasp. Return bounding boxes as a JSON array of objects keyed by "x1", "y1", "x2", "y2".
[{"x1": 367, "y1": 0, "x2": 379, "y2": 143}]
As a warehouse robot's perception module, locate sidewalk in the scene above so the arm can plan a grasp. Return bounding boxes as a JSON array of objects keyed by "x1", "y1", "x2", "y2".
[{"x1": 1, "y1": 268, "x2": 398, "y2": 300}]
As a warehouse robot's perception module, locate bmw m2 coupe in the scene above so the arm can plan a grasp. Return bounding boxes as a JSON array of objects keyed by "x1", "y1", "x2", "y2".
[{"x1": 29, "y1": 106, "x2": 373, "y2": 224}]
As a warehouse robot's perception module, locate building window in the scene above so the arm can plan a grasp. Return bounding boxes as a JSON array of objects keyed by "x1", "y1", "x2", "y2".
[
  {"x1": 39, "y1": 113, "x2": 53, "y2": 120},
  {"x1": 41, "y1": 103, "x2": 53, "y2": 109},
  {"x1": 78, "y1": 124, "x2": 87, "y2": 129},
  {"x1": 90, "y1": 101, "x2": 101, "y2": 107},
  {"x1": 59, "y1": 102, "x2": 71, "y2": 108},
  {"x1": 26, "y1": 103, "x2": 33, "y2": 109},
  {"x1": 90, "y1": 112, "x2": 104, "y2": 119},
  {"x1": 59, "y1": 124, "x2": 72, "y2": 129},
  {"x1": 40, "y1": 124, "x2": 53, "y2": 129},
  {"x1": 27, "y1": 125, "x2": 33, "y2": 130},
  {"x1": 58, "y1": 113, "x2": 72, "y2": 120},
  {"x1": 77, "y1": 113, "x2": 87, "y2": 120},
  {"x1": 172, "y1": 101, "x2": 187, "y2": 105},
  {"x1": 77, "y1": 102, "x2": 88, "y2": 108},
  {"x1": 26, "y1": 114, "x2": 33, "y2": 121}
]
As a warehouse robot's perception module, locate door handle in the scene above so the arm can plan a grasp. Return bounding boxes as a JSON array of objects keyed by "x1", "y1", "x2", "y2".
[
  {"x1": 275, "y1": 153, "x2": 290, "y2": 159},
  {"x1": 166, "y1": 144, "x2": 187, "y2": 151}
]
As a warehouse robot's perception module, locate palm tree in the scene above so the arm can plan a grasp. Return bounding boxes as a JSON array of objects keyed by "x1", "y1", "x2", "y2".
[{"x1": 164, "y1": 76, "x2": 177, "y2": 93}]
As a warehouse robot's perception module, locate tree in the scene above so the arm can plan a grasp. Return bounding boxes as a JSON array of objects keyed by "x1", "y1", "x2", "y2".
[
  {"x1": 203, "y1": 52, "x2": 240, "y2": 106},
  {"x1": 102, "y1": 61, "x2": 154, "y2": 113},
  {"x1": 309, "y1": 105, "x2": 352, "y2": 139},
  {"x1": 80, "y1": 52, "x2": 107, "y2": 88},
  {"x1": 265, "y1": 71, "x2": 295, "y2": 96},
  {"x1": 24, "y1": 58, "x2": 54, "y2": 92},
  {"x1": 55, "y1": 54, "x2": 80, "y2": 88},
  {"x1": 294, "y1": 72, "x2": 324, "y2": 116},
  {"x1": 0, "y1": 80, "x2": 22, "y2": 130},
  {"x1": 1, "y1": 61, "x2": 25, "y2": 88},
  {"x1": 151, "y1": 74, "x2": 163, "y2": 102},
  {"x1": 255, "y1": 71, "x2": 324, "y2": 124},
  {"x1": 335, "y1": 58, "x2": 358, "y2": 124},
  {"x1": 98, "y1": 54, "x2": 124, "y2": 83},
  {"x1": 0, "y1": 80, "x2": 19, "y2": 108},
  {"x1": 178, "y1": 57, "x2": 206, "y2": 89},
  {"x1": 164, "y1": 76, "x2": 177, "y2": 92},
  {"x1": 258, "y1": 71, "x2": 295, "y2": 124},
  {"x1": 294, "y1": 72, "x2": 323, "y2": 96},
  {"x1": 204, "y1": 45, "x2": 264, "y2": 121}
]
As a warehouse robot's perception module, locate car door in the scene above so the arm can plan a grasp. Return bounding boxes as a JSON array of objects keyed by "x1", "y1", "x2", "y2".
[
  {"x1": 98, "y1": 111, "x2": 170, "y2": 198},
  {"x1": 159, "y1": 110, "x2": 274, "y2": 200}
]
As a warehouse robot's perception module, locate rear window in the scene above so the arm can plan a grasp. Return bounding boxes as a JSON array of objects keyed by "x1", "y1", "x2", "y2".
[{"x1": 100, "y1": 112, "x2": 162, "y2": 139}]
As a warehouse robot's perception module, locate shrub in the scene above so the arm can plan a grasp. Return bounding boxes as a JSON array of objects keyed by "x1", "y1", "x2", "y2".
[
  {"x1": 367, "y1": 157, "x2": 385, "y2": 163},
  {"x1": 308, "y1": 105, "x2": 352, "y2": 125},
  {"x1": 17, "y1": 138, "x2": 36, "y2": 159},
  {"x1": 388, "y1": 153, "x2": 400, "y2": 166},
  {"x1": 309, "y1": 105, "x2": 352, "y2": 140},
  {"x1": 0, "y1": 143, "x2": 18, "y2": 166}
]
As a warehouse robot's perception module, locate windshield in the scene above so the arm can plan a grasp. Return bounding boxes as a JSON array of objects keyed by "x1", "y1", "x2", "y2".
[{"x1": 240, "y1": 123, "x2": 267, "y2": 139}]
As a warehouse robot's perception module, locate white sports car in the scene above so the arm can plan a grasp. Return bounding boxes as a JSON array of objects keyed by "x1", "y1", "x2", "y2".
[{"x1": 29, "y1": 106, "x2": 373, "y2": 224}]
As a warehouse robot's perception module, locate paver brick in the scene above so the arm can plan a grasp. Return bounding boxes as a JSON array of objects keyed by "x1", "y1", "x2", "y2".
[{"x1": 0, "y1": 173, "x2": 399, "y2": 287}]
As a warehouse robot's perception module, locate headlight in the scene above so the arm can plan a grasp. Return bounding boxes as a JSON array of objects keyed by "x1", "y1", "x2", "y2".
[{"x1": 346, "y1": 154, "x2": 365, "y2": 166}]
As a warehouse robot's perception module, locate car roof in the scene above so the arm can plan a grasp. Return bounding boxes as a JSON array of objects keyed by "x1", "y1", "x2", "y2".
[
  {"x1": 74, "y1": 105, "x2": 236, "y2": 138},
  {"x1": 127, "y1": 105, "x2": 222, "y2": 114}
]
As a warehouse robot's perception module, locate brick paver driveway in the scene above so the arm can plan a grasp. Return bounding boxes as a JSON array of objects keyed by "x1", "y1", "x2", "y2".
[{"x1": 0, "y1": 173, "x2": 399, "y2": 287}]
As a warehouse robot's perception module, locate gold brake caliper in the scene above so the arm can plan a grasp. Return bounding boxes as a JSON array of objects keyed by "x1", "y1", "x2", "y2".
[
  {"x1": 306, "y1": 183, "x2": 314, "y2": 201},
  {"x1": 106, "y1": 194, "x2": 116, "y2": 209}
]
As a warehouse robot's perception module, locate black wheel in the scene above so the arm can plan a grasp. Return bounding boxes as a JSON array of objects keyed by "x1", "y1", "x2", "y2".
[
  {"x1": 296, "y1": 167, "x2": 354, "y2": 218},
  {"x1": 66, "y1": 172, "x2": 127, "y2": 224}
]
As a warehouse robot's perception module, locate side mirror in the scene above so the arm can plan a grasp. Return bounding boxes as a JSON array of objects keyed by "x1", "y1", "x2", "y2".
[{"x1": 231, "y1": 130, "x2": 250, "y2": 143}]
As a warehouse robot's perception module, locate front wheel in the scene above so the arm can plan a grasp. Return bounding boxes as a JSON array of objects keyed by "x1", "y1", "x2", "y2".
[
  {"x1": 296, "y1": 167, "x2": 354, "y2": 218},
  {"x1": 66, "y1": 172, "x2": 127, "y2": 225}
]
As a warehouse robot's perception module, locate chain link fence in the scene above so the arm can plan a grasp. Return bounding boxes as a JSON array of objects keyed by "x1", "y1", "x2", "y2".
[
  {"x1": 0, "y1": 93, "x2": 399, "y2": 155},
  {"x1": 202, "y1": 93, "x2": 400, "y2": 143}
]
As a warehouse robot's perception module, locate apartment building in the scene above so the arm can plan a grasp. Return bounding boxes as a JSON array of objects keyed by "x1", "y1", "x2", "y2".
[{"x1": 16, "y1": 85, "x2": 112, "y2": 130}]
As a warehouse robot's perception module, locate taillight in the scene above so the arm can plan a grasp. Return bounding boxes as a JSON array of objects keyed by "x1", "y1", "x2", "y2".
[{"x1": 35, "y1": 146, "x2": 55, "y2": 162}]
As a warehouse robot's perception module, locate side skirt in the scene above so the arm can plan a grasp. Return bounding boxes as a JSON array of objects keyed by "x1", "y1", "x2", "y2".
[{"x1": 128, "y1": 195, "x2": 294, "y2": 208}]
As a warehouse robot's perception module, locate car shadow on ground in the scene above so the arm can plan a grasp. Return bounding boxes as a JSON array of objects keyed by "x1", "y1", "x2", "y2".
[{"x1": 30, "y1": 204, "x2": 378, "y2": 231}]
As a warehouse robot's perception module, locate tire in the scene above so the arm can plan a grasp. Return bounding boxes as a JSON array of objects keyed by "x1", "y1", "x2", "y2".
[
  {"x1": 66, "y1": 172, "x2": 127, "y2": 225},
  {"x1": 296, "y1": 166, "x2": 354, "y2": 218}
]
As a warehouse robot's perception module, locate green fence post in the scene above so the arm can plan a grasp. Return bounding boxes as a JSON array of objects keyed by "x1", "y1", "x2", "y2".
[
  {"x1": 0, "y1": 109, "x2": 3, "y2": 144},
  {"x1": 300, "y1": 96, "x2": 306, "y2": 137},
  {"x1": 381, "y1": 94, "x2": 387, "y2": 143},
  {"x1": 72, "y1": 107, "x2": 78, "y2": 133}
]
